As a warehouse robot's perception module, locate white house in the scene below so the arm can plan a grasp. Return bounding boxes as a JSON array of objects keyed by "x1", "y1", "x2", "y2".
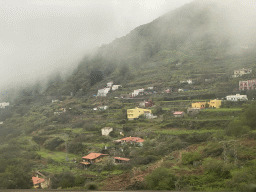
[
  {"x1": 52, "y1": 100, "x2": 59, "y2": 103},
  {"x1": 144, "y1": 113, "x2": 157, "y2": 119},
  {"x1": 112, "y1": 85, "x2": 121, "y2": 91},
  {"x1": 226, "y1": 94, "x2": 248, "y2": 101},
  {"x1": 187, "y1": 79, "x2": 193, "y2": 84},
  {"x1": 0, "y1": 102, "x2": 9, "y2": 108},
  {"x1": 101, "y1": 127, "x2": 113, "y2": 136},
  {"x1": 99, "y1": 106, "x2": 108, "y2": 110},
  {"x1": 97, "y1": 88, "x2": 111, "y2": 97},
  {"x1": 107, "y1": 82, "x2": 113, "y2": 87},
  {"x1": 148, "y1": 87, "x2": 154, "y2": 90}
]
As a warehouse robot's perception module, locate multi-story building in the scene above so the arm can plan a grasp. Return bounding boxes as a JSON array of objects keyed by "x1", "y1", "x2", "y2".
[
  {"x1": 239, "y1": 79, "x2": 256, "y2": 91},
  {"x1": 127, "y1": 107, "x2": 151, "y2": 120},
  {"x1": 97, "y1": 87, "x2": 111, "y2": 96}
]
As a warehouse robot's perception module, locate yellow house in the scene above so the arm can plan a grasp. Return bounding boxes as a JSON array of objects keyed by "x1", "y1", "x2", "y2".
[
  {"x1": 191, "y1": 102, "x2": 207, "y2": 109},
  {"x1": 127, "y1": 107, "x2": 151, "y2": 120},
  {"x1": 209, "y1": 100, "x2": 221, "y2": 108},
  {"x1": 191, "y1": 100, "x2": 221, "y2": 109}
]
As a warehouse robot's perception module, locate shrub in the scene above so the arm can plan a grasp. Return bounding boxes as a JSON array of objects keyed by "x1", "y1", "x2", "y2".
[
  {"x1": 83, "y1": 123, "x2": 97, "y2": 131},
  {"x1": 44, "y1": 137, "x2": 65, "y2": 151},
  {"x1": 182, "y1": 151, "x2": 202, "y2": 165},
  {"x1": 72, "y1": 121, "x2": 85, "y2": 128},
  {"x1": 109, "y1": 130, "x2": 119, "y2": 138},
  {"x1": 102, "y1": 157, "x2": 115, "y2": 171},
  {"x1": 68, "y1": 142, "x2": 86, "y2": 155},
  {"x1": 85, "y1": 182, "x2": 98, "y2": 190},
  {"x1": 225, "y1": 119, "x2": 250, "y2": 137},
  {"x1": 126, "y1": 181, "x2": 146, "y2": 190},
  {"x1": 145, "y1": 167, "x2": 177, "y2": 190},
  {"x1": 123, "y1": 126, "x2": 133, "y2": 132}
]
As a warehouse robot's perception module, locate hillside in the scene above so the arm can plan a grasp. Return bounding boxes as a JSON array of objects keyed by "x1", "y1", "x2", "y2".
[{"x1": 0, "y1": 0, "x2": 256, "y2": 191}]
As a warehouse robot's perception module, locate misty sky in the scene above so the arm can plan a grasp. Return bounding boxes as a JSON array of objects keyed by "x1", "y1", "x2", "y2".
[{"x1": 0, "y1": 0, "x2": 193, "y2": 90}]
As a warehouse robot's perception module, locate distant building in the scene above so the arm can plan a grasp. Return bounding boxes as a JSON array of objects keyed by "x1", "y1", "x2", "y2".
[
  {"x1": 99, "y1": 106, "x2": 108, "y2": 110},
  {"x1": 226, "y1": 94, "x2": 248, "y2": 101},
  {"x1": 239, "y1": 79, "x2": 256, "y2": 91},
  {"x1": 131, "y1": 88, "x2": 144, "y2": 97},
  {"x1": 107, "y1": 82, "x2": 113, "y2": 87},
  {"x1": 127, "y1": 107, "x2": 151, "y2": 120},
  {"x1": 187, "y1": 79, "x2": 193, "y2": 84},
  {"x1": 144, "y1": 112, "x2": 157, "y2": 119},
  {"x1": 113, "y1": 157, "x2": 130, "y2": 164},
  {"x1": 32, "y1": 171, "x2": 50, "y2": 189},
  {"x1": 59, "y1": 108, "x2": 66, "y2": 112},
  {"x1": 173, "y1": 111, "x2": 185, "y2": 118},
  {"x1": 148, "y1": 87, "x2": 154, "y2": 90},
  {"x1": 52, "y1": 100, "x2": 59, "y2": 103},
  {"x1": 191, "y1": 102, "x2": 207, "y2": 109},
  {"x1": 97, "y1": 87, "x2": 111, "y2": 97},
  {"x1": 0, "y1": 102, "x2": 9, "y2": 108},
  {"x1": 187, "y1": 108, "x2": 201, "y2": 116},
  {"x1": 112, "y1": 85, "x2": 121, "y2": 91},
  {"x1": 114, "y1": 136, "x2": 144, "y2": 146},
  {"x1": 191, "y1": 100, "x2": 221, "y2": 109},
  {"x1": 164, "y1": 89, "x2": 171, "y2": 93},
  {"x1": 233, "y1": 68, "x2": 252, "y2": 77},
  {"x1": 81, "y1": 153, "x2": 108, "y2": 165},
  {"x1": 209, "y1": 100, "x2": 222, "y2": 108},
  {"x1": 139, "y1": 100, "x2": 154, "y2": 108},
  {"x1": 101, "y1": 127, "x2": 113, "y2": 136}
]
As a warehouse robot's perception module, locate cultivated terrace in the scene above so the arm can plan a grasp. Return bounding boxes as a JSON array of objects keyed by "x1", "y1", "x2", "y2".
[{"x1": 1, "y1": 1, "x2": 256, "y2": 191}]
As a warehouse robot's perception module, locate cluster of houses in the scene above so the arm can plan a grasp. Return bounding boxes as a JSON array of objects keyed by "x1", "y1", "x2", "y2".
[
  {"x1": 97, "y1": 82, "x2": 121, "y2": 97},
  {"x1": 79, "y1": 136, "x2": 145, "y2": 169},
  {"x1": 80, "y1": 153, "x2": 130, "y2": 169}
]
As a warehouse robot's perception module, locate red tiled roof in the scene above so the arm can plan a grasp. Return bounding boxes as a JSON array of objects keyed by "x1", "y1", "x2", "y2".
[
  {"x1": 32, "y1": 177, "x2": 45, "y2": 185},
  {"x1": 82, "y1": 153, "x2": 108, "y2": 160},
  {"x1": 173, "y1": 111, "x2": 184, "y2": 115},
  {"x1": 120, "y1": 137, "x2": 144, "y2": 143},
  {"x1": 113, "y1": 157, "x2": 130, "y2": 161}
]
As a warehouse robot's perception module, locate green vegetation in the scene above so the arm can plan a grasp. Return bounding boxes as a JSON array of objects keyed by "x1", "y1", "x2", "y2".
[{"x1": 1, "y1": 0, "x2": 256, "y2": 190}]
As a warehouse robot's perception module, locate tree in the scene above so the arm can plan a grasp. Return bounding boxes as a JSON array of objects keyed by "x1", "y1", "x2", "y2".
[
  {"x1": 243, "y1": 102, "x2": 256, "y2": 130},
  {"x1": 145, "y1": 167, "x2": 177, "y2": 190},
  {"x1": 89, "y1": 70, "x2": 103, "y2": 86},
  {"x1": 0, "y1": 166, "x2": 33, "y2": 189}
]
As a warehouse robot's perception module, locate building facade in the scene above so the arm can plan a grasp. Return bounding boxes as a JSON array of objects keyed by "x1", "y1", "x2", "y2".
[
  {"x1": 233, "y1": 68, "x2": 252, "y2": 77},
  {"x1": 226, "y1": 94, "x2": 248, "y2": 101},
  {"x1": 127, "y1": 107, "x2": 151, "y2": 120},
  {"x1": 191, "y1": 100, "x2": 221, "y2": 109},
  {"x1": 239, "y1": 79, "x2": 256, "y2": 91}
]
